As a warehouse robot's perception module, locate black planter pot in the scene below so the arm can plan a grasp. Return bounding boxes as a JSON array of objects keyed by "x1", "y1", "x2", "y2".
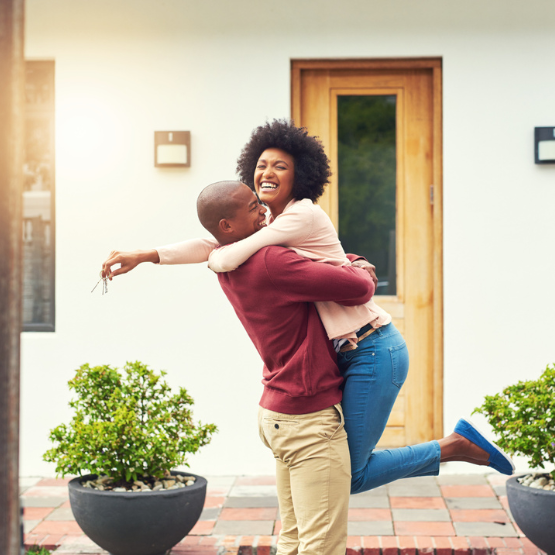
[
  {"x1": 68, "y1": 471, "x2": 207, "y2": 555},
  {"x1": 506, "y1": 474, "x2": 555, "y2": 555}
]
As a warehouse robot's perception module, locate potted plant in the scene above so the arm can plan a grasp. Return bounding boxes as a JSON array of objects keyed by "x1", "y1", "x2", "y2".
[
  {"x1": 473, "y1": 363, "x2": 555, "y2": 554},
  {"x1": 44, "y1": 361, "x2": 217, "y2": 555}
]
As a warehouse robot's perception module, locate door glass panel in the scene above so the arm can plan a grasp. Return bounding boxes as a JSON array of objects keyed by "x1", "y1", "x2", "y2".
[{"x1": 337, "y1": 95, "x2": 397, "y2": 295}]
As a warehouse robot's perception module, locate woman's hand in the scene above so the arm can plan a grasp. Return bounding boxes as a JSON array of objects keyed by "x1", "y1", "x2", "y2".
[
  {"x1": 351, "y1": 260, "x2": 378, "y2": 290},
  {"x1": 101, "y1": 249, "x2": 160, "y2": 280}
]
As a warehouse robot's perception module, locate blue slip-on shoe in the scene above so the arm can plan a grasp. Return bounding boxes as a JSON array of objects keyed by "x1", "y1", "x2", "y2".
[{"x1": 454, "y1": 418, "x2": 515, "y2": 475}]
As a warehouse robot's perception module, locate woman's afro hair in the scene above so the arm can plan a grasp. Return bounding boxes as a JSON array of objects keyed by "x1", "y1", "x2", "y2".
[{"x1": 236, "y1": 119, "x2": 331, "y2": 203}]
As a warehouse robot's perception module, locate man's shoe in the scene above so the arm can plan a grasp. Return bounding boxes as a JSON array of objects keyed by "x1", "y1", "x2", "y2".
[{"x1": 454, "y1": 418, "x2": 515, "y2": 475}]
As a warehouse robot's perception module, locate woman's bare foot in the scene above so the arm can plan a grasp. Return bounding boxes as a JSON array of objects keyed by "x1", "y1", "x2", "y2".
[
  {"x1": 438, "y1": 432, "x2": 490, "y2": 463},
  {"x1": 441, "y1": 455, "x2": 490, "y2": 466},
  {"x1": 448, "y1": 419, "x2": 515, "y2": 475}
]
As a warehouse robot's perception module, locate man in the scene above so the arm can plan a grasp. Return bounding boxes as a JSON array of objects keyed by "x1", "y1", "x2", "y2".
[{"x1": 102, "y1": 181, "x2": 375, "y2": 555}]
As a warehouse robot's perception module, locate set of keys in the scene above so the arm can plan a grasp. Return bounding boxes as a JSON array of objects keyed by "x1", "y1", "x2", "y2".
[{"x1": 91, "y1": 271, "x2": 109, "y2": 295}]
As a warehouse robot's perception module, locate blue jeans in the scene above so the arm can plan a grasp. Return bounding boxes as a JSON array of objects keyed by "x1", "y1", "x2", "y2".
[{"x1": 337, "y1": 322, "x2": 441, "y2": 494}]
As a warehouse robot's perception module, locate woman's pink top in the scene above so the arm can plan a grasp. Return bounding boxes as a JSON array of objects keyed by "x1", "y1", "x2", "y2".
[{"x1": 156, "y1": 198, "x2": 391, "y2": 340}]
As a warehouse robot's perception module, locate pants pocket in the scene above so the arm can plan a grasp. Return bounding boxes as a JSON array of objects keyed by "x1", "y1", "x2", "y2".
[
  {"x1": 262, "y1": 417, "x2": 300, "y2": 447},
  {"x1": 390, "y1": 342, "x2": 409, "y2": 388},
  {"x1": 320, "y1": 404, "x2": 346, "y2": 440},
  {"x1": 262, "y1": 416, "x2": 301, "y2": 465},
  {"x1": 257, "y1": 407, "x2": 271, "y2": 449}
]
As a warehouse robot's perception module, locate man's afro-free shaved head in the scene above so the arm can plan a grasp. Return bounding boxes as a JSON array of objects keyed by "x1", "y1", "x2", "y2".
[{"x1": 197, "y1": 181, "x2": 245, "y2": 236}]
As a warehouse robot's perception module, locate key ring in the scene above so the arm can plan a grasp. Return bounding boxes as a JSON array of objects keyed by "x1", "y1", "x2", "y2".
[{"x1": 91, "y1": 271, "x2": 109, "y2": 295}]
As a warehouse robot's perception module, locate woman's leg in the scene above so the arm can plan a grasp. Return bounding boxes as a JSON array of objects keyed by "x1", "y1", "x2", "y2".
[{"x1": 338, "y1": 323, "x2": 441, "y2": 494}]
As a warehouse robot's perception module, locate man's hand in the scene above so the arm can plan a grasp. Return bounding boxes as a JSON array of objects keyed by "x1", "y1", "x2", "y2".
[
  {"x1": 101, "y1": 249, "x2": 160, "y2": 280},
  {"x1": 351, "y1": 260, "x2": 378, "y2": 290}
]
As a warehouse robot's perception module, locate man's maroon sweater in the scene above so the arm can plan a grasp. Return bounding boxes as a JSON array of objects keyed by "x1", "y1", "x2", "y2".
[{"x1": 217, "y1": 246, "x2": 374, "y2": 414}]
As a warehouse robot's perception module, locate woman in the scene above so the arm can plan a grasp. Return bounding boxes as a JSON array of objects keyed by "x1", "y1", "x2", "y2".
[{"x1": 103, "y1": 120, "x2": 514, "y2": 492}]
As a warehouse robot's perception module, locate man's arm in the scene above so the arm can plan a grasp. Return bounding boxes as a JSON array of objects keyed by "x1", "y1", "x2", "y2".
[{"x1": 262, "y1": 247, "x2": 374, "y2": 306}]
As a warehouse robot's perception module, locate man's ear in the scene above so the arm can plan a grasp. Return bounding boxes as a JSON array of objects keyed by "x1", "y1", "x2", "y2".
[{"x1": 218, "y1": 218, "x2": 233, "y2": 234}]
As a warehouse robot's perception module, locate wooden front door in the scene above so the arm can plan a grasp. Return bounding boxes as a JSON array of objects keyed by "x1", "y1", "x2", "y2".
[{"x1": 292, "y1": 59, "x2": 443, "y2": 446}]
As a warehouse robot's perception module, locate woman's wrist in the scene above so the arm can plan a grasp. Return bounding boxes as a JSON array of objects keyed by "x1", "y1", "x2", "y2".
[{"x1": 140, "y1": 249, "x2": 160, "y2": 264}]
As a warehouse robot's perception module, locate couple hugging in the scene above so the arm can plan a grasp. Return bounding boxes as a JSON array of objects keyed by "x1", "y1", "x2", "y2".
[{"x1": 102, "y1": 120, "x2": 514, "y2": 555}]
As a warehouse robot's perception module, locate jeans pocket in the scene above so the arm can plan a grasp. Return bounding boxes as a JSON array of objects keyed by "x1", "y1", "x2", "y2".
[
  {"x1": 338, "y1": 341, "x2": 376, "y2": 378},
  {"x1": 390, "y1": 342, "x2": 409, "y2": 388},
  {"x1": 338, "y1": 349, "x2": 355, "y2": 366}
]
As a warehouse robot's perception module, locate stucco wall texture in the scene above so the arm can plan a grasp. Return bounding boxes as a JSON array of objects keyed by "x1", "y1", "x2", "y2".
[{"x1": 21, "y1": 0, "x2": 555, "y2": 477}]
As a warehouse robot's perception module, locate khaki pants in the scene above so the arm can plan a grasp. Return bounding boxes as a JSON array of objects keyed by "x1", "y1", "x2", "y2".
[{"x1": 258, "y1": 404, "x2": 351, "y2": 555}]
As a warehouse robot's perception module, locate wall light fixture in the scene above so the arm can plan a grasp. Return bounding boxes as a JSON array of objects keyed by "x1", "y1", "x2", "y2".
[
  {"x1": 535, "y1": 127, "x2": 555, "y2": 164},
  {"x1": 155, "y1": 131, "x2": 191, "y2": 168}
]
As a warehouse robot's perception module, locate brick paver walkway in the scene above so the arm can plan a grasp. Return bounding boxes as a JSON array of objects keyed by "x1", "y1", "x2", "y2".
[{"x1": 21, "y1": 474, "x2": 545, "y2": 554}]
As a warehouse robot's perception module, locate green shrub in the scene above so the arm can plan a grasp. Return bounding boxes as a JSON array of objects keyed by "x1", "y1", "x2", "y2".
[
  {"x1": 44, "y1": 361, "x2": 217, "y2": 484},
  {"x1": 473, "y1": 363, "x2": 555, "y2": 479},
  {"x1": 26, "y1": 546, "x2": 50, "y2": 555}
]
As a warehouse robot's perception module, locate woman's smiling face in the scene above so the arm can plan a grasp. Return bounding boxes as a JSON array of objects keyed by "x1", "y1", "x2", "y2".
[{"x1": 254, "y1": 148, "x2": 295, "y2": 218}]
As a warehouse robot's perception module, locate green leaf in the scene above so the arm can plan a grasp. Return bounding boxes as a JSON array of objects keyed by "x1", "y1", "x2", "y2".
[
  {"x1": 473, "y1": 364, "x2": 555, "y2": 473},
  {"x1": 42, "y1": 361, "x2": 217, "y2": 482}
]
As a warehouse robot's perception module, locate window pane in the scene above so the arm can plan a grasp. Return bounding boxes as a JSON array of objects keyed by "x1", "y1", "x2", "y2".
[
  {"x1": 337, "y1": 95, "x2": 396, "y2": 295},
  {"x1": 23, "y1": 62, "x2": 55, "y2": 330}
]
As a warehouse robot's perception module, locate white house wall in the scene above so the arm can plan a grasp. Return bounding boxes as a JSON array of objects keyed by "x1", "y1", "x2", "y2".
[{"x1": 21, "y1": 0, "x2": 555, "y2": 476}]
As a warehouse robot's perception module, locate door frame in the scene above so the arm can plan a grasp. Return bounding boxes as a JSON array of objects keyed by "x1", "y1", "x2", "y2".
[{"x1": 291, "y1": 58, "x2": 444, "y2": 439}]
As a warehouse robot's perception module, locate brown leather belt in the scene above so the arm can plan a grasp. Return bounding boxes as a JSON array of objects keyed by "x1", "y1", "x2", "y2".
[{"x1": 339, "y1": 323, "x2": 376, "y2": 353}]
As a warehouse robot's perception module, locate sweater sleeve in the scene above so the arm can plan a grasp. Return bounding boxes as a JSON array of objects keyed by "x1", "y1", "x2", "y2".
[
  {"x1": 346, "y1": 253, "x2": 367, "y2": 264},
  {"x1": 262, "y1": 247, "x2": 374, "y2": 306},
  {"x1": 207, "y1": 202, "x2": 313, "y2": 272},
  {"x1": 156, "y1": 238, "x2": 219, "y2": 265}
]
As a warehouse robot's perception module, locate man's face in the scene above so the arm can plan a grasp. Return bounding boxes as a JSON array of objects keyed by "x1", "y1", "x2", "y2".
[{"x1": 226, "y1": 184, "x2": 267, "y2": 242}]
